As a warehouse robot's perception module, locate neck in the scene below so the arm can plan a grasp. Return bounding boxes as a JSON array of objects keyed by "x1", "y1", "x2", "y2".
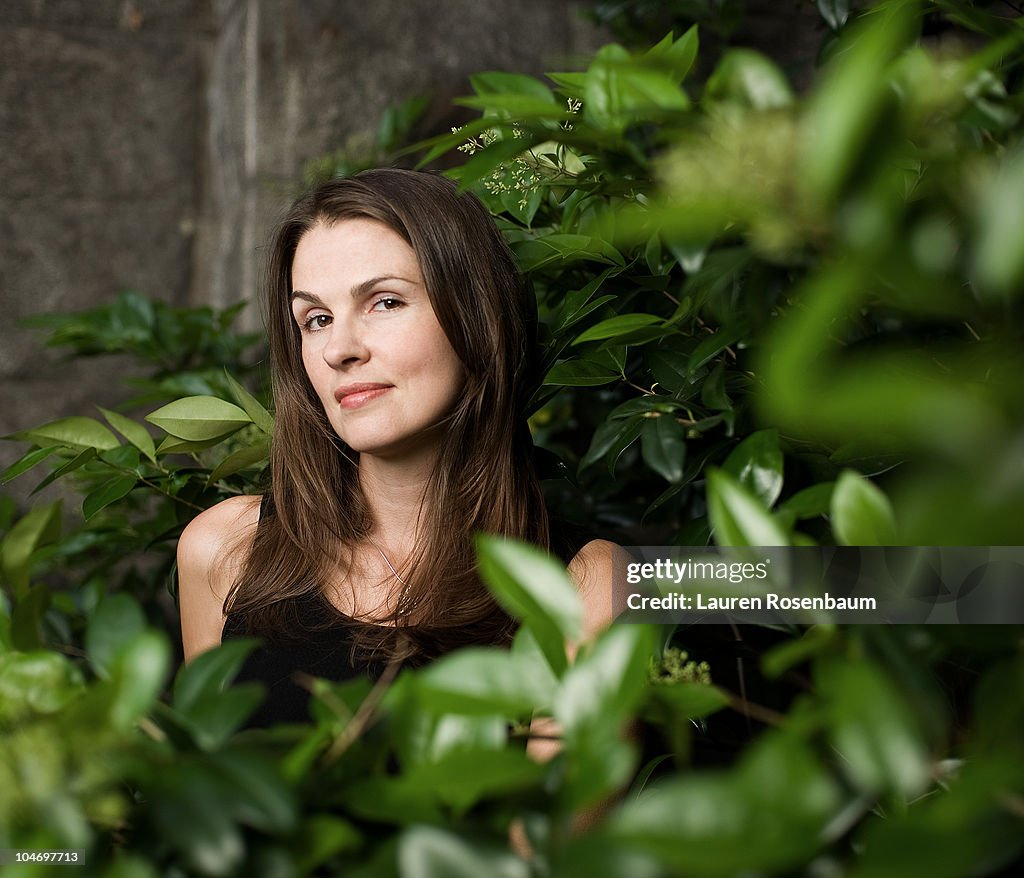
[{"x1": 357, "y1": 448, "x2": 438, "y2": 552}]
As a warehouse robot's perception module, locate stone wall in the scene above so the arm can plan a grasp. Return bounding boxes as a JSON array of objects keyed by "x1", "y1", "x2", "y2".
[{"x1": 0, "y1": 0, "x2": 606, "y2": 504}]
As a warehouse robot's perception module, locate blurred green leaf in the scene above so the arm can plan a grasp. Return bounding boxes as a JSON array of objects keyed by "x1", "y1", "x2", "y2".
[
  {"x1": 173, "y1": 638, "x2": 261, "y2": 714},
  {"x1": 0, "y1": 500, "x2": 62, "y2": 594},
  {"x1": 645, "y1": 26, "x2": 699, "y2": 84},
  {"x1": 105, "y1": 630, "x2": 170, "y2": 729},
  {"x1": 556, "y1": 625, "x2": 655, "y2": 736},
  {"x1": 477, "y1": 536, "x2": 582, "y2": 675},
  {"x1": 723, "y1": 429, "x2": 784, "y2": 507},
  {"x1": 778, "y1": 482, "x2": 835, "y2": 522},
  {"x1": 86, "y1": 593, "x2": 147, "y2": 676},
  {"x1": 832, "y1": 470, "x2": 896, "y2": 545},
  {"x1": 817, "y1": 0, "x2": 850, "y2": 31},
  {"x1": 819, "y1": 654, "x2": 932, "y2": 798},
  {"x1": 612, "y1": 731, "x2": 840, "y2": 875},
  {"x1": 707, "y1": 468, "x2": 789, "y2": 546},
  {"x1": 706, "y1": 49, "x2": 794, "y2": 109},
  {"x1": 802, "y1": 0, "x2": 917, "y2": 202},
  {"x1": 398, "y1": 825, "x2": 529, "y2": 878},
  {"x1": 417, "y1": 647, "x2": 557, "y2": 716},
  {"x1": 972, "y1": 145, "x2": 1024, "y2": 297},
  {"x1": 294, "y1": 814, "x2": 362, "y2": 873}
]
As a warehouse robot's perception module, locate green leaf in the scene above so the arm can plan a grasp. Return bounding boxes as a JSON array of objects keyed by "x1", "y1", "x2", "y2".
[
  {"x1": 98, "y1": 406, "x2": 157, "y2": 463},
  {"x1": 816, "y1": 0, "x2": 849, "y2": 31},
  {"x1": 82, "y1": 475, "x2": 138, "y2": 520},
  {"x1": 417, "y1": 647, "x2": 556, "y2": 716},
  {"x1": 30, "y1": 446, "x2": 96, "y2": 495},
  {"x1": 10, "y1": 416, "x2": 120, "y2": 451},
  {"x1": 407, "y1": 747, "x2": 546, "y2": 813},
  {"x1": 0, "y1": 446, "x2": 59, "y2": 484},
  {"x1": 514, "y1": 234, "x2": 625, "y2": 272},
  {"x1": 816, "y1": 656, "x2": 930, "y2": 796},
  {"x1": 150, "y1": 763, "x2": 245, "y2": 875},
  {"x1": 688, "y1": 327, "x2": 743, "y2": 374},
  {"x1": 612, "y1": 731, "x2": 839, "y2": 875},
  {"x1": 476, "y1": 535, "x2": 582, "y2": 675},
  {"x1": 206, "y1": 441, "x2": 270, "y2": 485},
  {"x1": 585, "y1": 44, "x2": 691, "y2": 134},
  {"x1": 398, "y1": 826, "x2": 530, "y2": 878},
  {"x1": 543, "y1": 359, "x2": 619, "y2": 387},
  {"x1": 180, "y1": 686, "x2": 266, "y2": 748},
  {"x1": 706, "y1": 468, "x2": 789, "y2": 546},
  {"x1": 174, "y1": 638, "x2": 262, "y2": 713},
  {"x1": 86, "y1": 592, "x2": 147, "y2": 675},
  {"x1": 722, "y1": 429, "x2": 783, "y2": 508},
  {"x1": 646, "y1": 681, "x2": 730, "y2": 721},
  {"x1": 294, "y1": 815, "x2": 362, "y2": 873},
  {"x1": 761, "y1": 625, "x2": 837, "y2": 678},
  {"x1": 573, "y1": 313, "x2": 661, "y2": 345},
  {"x1": 972, "y1": 146, "x2": 1024, "y2": 298},
  {"x1": 644, "y1": 26, "x2": 699, "y2": 84},
  {"x1": 106, "y1": 630, "x2": 171, "y2": 729},
  {"x1": 556, "y1": 625, "x2": 655, "y2": 736},
  {"x1": 223, "y1": 370, "x2": 275, "y2": 435},
  {"x1": 0, "y1": 501, "x2": 62, "y2": 595},
  {"x1": 212, "y1": 749, "x2": 298, "y2": 832},
  {"x1": 580, "y1": 416, "x2": 643, "y2": 471},
  {"x1": 640, "y1": 416, "x2": 686, "y2": 483},
  {"x1": 555, "y1": 268, "x2": 618, "y2": 330},
  {"x1": 470, "y1": 71, "x2": 555, "y2": 101},
  {"x1": 802, "y1": 1, "x2": 916, "y2": 202},
  {"x1": 706, "y1": 49, "x2": 794, "y2": 109},
  {"x1": 0, "y1": 650, "x2": 85, "y2": 719},
  {"x1": 156, "y1": 434, "x2": 231, "y2": 455},
  {"x1": 831, "y1": 470, "x2": 896, "y2": 545},
  {"x1": 146, "y1": 396, "x2": 252, "y2": 442},
  {"x1": 777, "y1": 482, "x2": 835, "y2": 522},
  {"x1": 607, "y1": 416, "x2": 647, "y2": 478}
]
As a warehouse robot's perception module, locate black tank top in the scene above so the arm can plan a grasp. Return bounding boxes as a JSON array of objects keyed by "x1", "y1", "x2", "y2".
[{"x1": 221, "y1": 495, "x2": 590, "y2": 728}]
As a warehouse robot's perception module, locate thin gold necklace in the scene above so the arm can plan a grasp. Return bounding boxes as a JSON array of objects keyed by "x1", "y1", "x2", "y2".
[{"x1": 372, "y1": 541, "x2": 408, "y2": 585}]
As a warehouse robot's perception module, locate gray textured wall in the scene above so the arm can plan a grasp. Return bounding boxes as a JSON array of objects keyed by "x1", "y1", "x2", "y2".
[{"x1": 0, "y1": 0, "x2": 606, "y2": 501}]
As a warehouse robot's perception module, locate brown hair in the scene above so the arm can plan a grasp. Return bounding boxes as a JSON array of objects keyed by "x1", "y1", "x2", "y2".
[{"x1": 224, "y1": 169, "x2": 549, "y2": 662}]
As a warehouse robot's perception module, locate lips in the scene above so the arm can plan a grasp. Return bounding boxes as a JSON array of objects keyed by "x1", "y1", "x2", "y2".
[{"x1": 334, "y1": 382, "x2": 393, "y2": 410}]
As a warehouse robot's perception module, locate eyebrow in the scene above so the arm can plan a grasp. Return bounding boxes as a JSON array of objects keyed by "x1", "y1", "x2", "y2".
[{"x1": 290, "y1": 275, "x2": 417, "y2": 307}]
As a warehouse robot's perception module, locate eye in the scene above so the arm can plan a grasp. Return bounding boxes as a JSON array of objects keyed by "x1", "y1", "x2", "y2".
[
  {"x1": 371, "y1": 296, "x2": 404, "y2": 312},
  {"x1": 300, "y1": 313, "x2": 332, "y2": 332}
]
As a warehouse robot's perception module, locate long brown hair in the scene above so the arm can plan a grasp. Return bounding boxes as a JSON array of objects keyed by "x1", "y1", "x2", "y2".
[{"x1": 224, "y1": 169, "x2": 550, "y2": 661}]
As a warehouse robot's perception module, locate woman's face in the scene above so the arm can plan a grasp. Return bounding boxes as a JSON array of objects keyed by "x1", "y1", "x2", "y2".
[{"x1": 290, "y1": 218, "x2": 465, "y2": 460}]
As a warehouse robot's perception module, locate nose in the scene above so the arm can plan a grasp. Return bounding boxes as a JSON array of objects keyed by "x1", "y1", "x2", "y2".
[{"x1": 320, "y1": 315, "x2": 369, "y2": 369}]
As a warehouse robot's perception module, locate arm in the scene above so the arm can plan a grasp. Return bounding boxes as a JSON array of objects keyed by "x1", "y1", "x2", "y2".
[
  {"x1": 512, "y1": 540, "x2": 626, "y2": 856},
  {"x1": 526, "y1": 538, "x2": 618, "y2": 762},
  {"x1": 176, "y1": 495, "x2": 260, "y2": 662}
]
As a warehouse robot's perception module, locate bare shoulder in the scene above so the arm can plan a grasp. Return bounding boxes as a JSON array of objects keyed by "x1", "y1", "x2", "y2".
[
  {"x1": 177, "y1": 494, "x2": 262, "y2": 660},
  {"x1": 178, "y1": 495, "x2": 262, "y2": 580},
  {"x1": 567, "y1": 539, "x2": 623, "y2": 642}
]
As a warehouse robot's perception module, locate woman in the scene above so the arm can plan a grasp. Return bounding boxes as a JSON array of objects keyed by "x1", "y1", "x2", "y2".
[{"x1": 177, "y1": 169, "x2": 613, "y2": 726}]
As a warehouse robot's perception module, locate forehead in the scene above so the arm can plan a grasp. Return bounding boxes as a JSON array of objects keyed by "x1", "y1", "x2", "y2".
[{"x1": 291, "y1": 218, "x2": 422, "y2": 290}]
